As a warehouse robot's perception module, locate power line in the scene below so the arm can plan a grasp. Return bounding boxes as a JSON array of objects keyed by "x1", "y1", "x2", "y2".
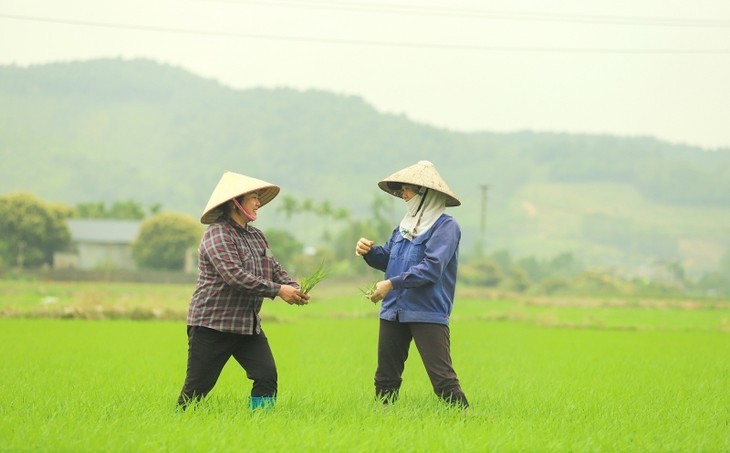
[
  {"x1": 1, "y1": 13, "x2": 730, "y2": 54},
  {"x1": 203, "y1": 0, "x2": 730, "y2": 28}
]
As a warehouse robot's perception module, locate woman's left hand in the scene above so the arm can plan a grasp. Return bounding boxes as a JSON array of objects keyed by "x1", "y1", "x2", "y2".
[
  {"x1": 278, "y1": 285, "x2": 310, "y2": 305},
  {"x1": 369, "y1": 280, "x2": 393, "y2": 303}
]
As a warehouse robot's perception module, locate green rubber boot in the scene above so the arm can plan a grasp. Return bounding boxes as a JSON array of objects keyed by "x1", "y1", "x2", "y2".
[{"x1": 249, "y1": 396, "x2": 277, "y2": 411}]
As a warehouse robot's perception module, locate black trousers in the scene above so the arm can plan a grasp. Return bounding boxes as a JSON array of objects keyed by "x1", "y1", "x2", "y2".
[
  {"x1": 177, "y1": 326, "x2": 277, "y2": 408},
  {"x1": 375, "y1": 319, "x2": 469, "y2": 408}
]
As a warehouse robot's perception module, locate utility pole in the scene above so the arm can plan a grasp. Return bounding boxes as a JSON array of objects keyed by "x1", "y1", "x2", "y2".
[
  {"x1": 476, "y1": 184, "x2": 489, "y2": 257},
  {"x1": 479, "y1": 184, "x2": 489, "y2": 238}
]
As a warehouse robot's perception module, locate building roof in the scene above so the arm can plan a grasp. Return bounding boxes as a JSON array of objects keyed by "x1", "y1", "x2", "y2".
[{"x1": 67, "y1": 219, "x2": 142, "y2": 244}]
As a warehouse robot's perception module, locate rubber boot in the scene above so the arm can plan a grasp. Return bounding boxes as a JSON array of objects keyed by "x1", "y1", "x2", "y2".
[{"x1": 249, "y1": 396, "x2": 277, "y2": 411}]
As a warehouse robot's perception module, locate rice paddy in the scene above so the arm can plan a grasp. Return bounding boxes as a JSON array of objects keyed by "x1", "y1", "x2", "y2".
[{"x1": 0, "y1": 280, "x2": 728, "y2": 452}]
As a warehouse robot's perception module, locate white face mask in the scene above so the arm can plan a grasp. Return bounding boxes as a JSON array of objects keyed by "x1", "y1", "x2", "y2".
[
  {"x1": 405, "y1": 192, "x2": 423, "y2": 217},
  {"x1": 398, "y1": 190, "x2": 447, "y2": 239}
]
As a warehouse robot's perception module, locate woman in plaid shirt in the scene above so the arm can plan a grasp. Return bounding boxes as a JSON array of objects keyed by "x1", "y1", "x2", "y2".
[{"x1": 177, "y1": 171, "x2": 309, "y2": 411}]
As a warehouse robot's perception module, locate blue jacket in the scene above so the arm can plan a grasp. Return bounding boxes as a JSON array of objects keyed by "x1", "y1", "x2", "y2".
[{"x1": 363, "y1": 214, "x2": 460, "y2": 325}]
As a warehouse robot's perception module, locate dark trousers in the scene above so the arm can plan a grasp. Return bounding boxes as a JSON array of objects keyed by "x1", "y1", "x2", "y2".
[
  {"x1": 177, "y1": 326, "x2": 277, "y2": 408},
  {"x1": 375, "y1": 319, "x2": 469, "y2": 408}
]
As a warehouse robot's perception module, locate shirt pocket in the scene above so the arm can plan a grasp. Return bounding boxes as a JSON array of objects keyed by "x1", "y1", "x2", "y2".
[
  {"x1": 239, "y1": 250, "x2": 264, "y2": 277},
  {"x1": 260, "y1": 255, "x2": 277, "y2": 280},
  {"x1": 391, "y1": 234, "x2": 427, "y2": 268},
  {"x1": 407, "y1": 234, "x2": 428, "y2": 266}
]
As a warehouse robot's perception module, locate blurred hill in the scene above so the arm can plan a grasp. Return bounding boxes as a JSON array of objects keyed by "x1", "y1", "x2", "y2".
[{"x1": 1, "y1": 58, "x2": 729, "y2": 274}]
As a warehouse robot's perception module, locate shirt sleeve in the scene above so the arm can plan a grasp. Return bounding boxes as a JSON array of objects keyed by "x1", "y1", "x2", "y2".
[
  {"x1": 363, "y1": 228, "x2": 397, "y2": 272},
  {"x1": 389, "y1": 219, "x2": 460, "y2": 289}
]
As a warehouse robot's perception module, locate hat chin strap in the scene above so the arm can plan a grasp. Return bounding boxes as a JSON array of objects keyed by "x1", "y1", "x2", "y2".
[{"x1": 232, "y1": 198, "x2": 257, "y2": 222}]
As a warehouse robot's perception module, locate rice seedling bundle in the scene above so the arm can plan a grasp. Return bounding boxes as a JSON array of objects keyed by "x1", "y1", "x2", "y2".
[{"x1": 299, "y1": 262, "x2": 329, "y2": 294}]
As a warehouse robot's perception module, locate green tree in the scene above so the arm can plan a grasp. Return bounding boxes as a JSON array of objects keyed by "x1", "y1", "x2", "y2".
[
  {"x1": 537, "y1": 276, "x2": 571, "y2": 294},
  {"x1": 75, "y1": 201, "x2": 107, "y2": 219},
  {"x1": 459, "y1": 258, "x2": 503, "y2": 287},
  {"x1": 696, "y1": 248, "x2": 730, "y2": 296},
  {"x1": 131, "y1": 212, "x2": 202, "y2": 270},
  {"x1": 301, "y1": 198, "x2": 315, "y2": 214},
  {"x1": 491, "y1": 249, "x2": 513, "y2": 269},
  {"x1": 370, "y1": 194, "x2": 396, "y2": 242},
  {"x1": 272, "y1": 195, "x2": 354, "y2": 261},
  {"x1": 264, "y1": 228, "x2": 303, "y2": 269},
  {"x1": 720, "y1": 249, "x2": 730, "y2": 271},
  {"x1": 0, "y1": 192, "x2": 72, "y2": 267},
  {"x1": 149, "y1": 203, "x2": 163, "y2": 215},
  {"x1": 504, "y1": 264, "x2": 531, "y2": 292},
  {"x1": 516, "y1": 255, "x2": 542, "y2": 282},
  {"x1": 332, "y1": 207, "x2": 350, "y2": 221},
  {"x1": 276, "y1": 195, "x2": 299, "y2": 220},
  {"x1": 75, "y1": 199, "x2": 156, "y2": 220},
  {"x1": 314, "y1": 200, "x2": 333, "y2": 217},
  {"x1": 547, "y1": 252, "x2": 582, "y2": 277},
  {"x1": 332, "y1": 218, "x2": 379, "y2": 262},
  {"x1": 108, "y1": 200, "x2": 147, "y2": 220}
]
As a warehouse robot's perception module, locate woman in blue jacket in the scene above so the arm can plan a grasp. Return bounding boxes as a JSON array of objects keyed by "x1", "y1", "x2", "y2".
[{"x1": 355, "y1": 160, "x2": 469, "y2": 409}]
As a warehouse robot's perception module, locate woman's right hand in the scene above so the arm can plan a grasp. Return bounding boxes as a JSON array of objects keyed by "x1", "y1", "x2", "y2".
[{"x1": 355, "y1": 237, "x2": 375, "y2": 256}]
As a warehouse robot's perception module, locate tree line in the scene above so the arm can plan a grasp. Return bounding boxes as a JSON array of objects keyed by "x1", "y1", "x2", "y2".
[
  {"x1": 0, "y1": 193, "x2": 199, "y2": 271},
  {"x1": 1, "y1": 192, "x2": 729, "y2": 298}
]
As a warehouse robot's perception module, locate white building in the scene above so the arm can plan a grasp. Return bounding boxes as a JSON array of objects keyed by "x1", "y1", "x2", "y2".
[{"x1": 54, "y1": 219, "x2": 142, "y2": 270}]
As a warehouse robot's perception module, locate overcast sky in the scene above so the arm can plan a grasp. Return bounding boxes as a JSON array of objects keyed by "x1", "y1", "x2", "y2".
[{"x1": 2, "y1": 0, "x2": 729, "y2": 150}]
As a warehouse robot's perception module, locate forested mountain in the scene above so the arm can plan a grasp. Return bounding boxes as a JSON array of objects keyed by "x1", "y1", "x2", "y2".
[{"x1": 1, "y1": 58, "x2": 729, "y2": 273}]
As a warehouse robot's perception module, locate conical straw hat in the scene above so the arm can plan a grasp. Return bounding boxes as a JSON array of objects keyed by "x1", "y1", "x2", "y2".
[
  {"x1": 200, "y1": 171, "x2": 280, "y2": 224},
  {"x1": 378, "y1": 160, "x2": 460, "y2": 207}
]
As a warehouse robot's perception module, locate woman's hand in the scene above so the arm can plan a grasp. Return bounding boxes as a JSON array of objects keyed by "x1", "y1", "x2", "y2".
[
  {"x1": 355, "y1": 237, "x2": 375, "y2": 256},
  {"x1": 278, "y1": 285, "x2": 310, "y2": 306},
  {"x1": 369, "y1": 279, "x2": 393, "y2": 303}
]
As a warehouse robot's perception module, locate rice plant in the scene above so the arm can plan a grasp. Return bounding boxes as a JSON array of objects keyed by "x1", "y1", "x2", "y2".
[
  {"x1": 358, "y1": 281, "x2": 378, "y2": 301},
  {"x1": 1, "y1": 316, "x2": 728, "y2": 452},
  {"x1": 299, "y1": 262, "x2": 329, "y2": 294},
  {"x1": 1, "y1": 282, "x2": 729, "y2": 452}
]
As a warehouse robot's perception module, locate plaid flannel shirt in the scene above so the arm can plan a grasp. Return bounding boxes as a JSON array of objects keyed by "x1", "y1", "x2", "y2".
[{"x1": 187, "y1": 219, "x2": 297, "y2": 334}]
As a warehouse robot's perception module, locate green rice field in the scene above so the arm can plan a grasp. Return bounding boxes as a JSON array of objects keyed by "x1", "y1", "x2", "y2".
[{"x1": 0, "y1": 280, "x2": 728, "y2": 452}]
